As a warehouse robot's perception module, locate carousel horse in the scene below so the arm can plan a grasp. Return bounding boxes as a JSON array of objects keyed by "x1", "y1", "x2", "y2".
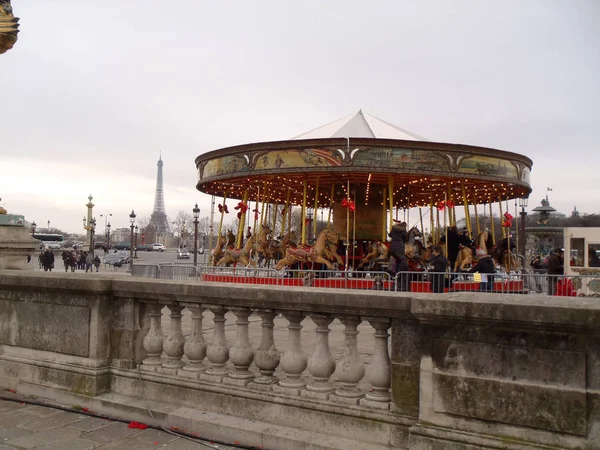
[
  {"x1": 475, "y1": 230, "x2": 489, "y2": 258},
  {"x1": 255, "y1": 224, "x2": 273, "y2": 263},
  {"x1": 210, "y1": 234, "x2": 227, "y2": 265},
  {"x1": 405, "y1": 227, "x2": 423, "y2": 259},
  {"x1": 324, "y1": 240, "x2": 344, "y2": 267},
  {"x1": 269, "y1": 231, "x2": 298, "y2": 265},
  {"x1": 490, "y1": 246, "x2": 521, "y2": 273},
  {"x1": 454, "y1": 239, "x2": 475, "y2": 272},
  {"x1": 358, "y1": 241, "x2": 389, "y2": 269},
  {"x1": 226, "y1": 230, "x2": 236, "y2": 249},
  {"x1": 275, "y1": 226, "x2": 339, "y2": 271},
  {"x1": 216, "y1": 235, "x2": 256, "y2": 267}
]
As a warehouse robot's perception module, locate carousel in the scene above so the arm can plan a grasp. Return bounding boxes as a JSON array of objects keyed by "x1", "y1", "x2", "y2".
[{"x1": 195, "y1": 111, "x2": 533, "y2": 286}]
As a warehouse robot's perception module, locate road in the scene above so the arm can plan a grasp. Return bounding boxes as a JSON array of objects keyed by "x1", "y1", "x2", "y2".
[{"x1": 103, "y1": 247, "x2": 209, "y2": 273}]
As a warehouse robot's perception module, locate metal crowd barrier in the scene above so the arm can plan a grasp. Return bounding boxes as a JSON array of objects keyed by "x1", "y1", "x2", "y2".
[{"x1": 393, "y1": 270, "x2": 600, "y2": 296}]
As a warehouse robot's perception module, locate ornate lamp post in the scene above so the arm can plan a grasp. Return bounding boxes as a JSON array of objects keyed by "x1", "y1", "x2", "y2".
[
  {"x1": 100, "y1": 213, "x2": 112, "y2": 242},
  {"x1": 129, "y1": 210, "x2": 136, "y2": 272},
  {"x1": 518, "y1": 197, "x2": 528, "y2": 257},
  {"x1": 30, "y1": 221, "x2": 37, "y2": 235},
  {"x1": 134, "y1": 225, "x2": 138, "y2": 259},
  {"x1": 47, "y1": 220, "x2": 50, "y2": 231},
  {"x1": 193, "y1": 203, "x2": 200, "y2": 266},
  {"x1": 83, "y1": 217, "x2": 96, "y2": 255},
  {"x1": 106, "y1": 222, "x2": 111, "y2": 249}
]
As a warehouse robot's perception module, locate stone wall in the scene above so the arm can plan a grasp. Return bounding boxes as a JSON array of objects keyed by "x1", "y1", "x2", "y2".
[{"x1": 0, "y1": 271, "x2": 598, "y2": 449}]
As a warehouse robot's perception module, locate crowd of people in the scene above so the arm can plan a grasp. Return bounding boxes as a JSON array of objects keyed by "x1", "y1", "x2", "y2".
[{"x1": 38, "y1": 249, "x2": 101, "y2": 273}]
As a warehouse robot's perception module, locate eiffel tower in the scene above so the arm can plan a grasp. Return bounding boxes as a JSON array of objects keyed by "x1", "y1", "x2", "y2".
[{"x1": 149, "y1": 155, "x2": 170, "y2": 240}]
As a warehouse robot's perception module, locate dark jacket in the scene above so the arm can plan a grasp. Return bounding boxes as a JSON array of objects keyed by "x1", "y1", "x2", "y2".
[
  {"x1": 458, "y1": 232, "x2": 473, "y2": 248},
  {"x1": 428, "y1": 253, "x2": 449, "y2": 273},
  {"x1": 499, "y1": 237, "x2": 517, "y2": 253},
  {"x1": 441, "y1": 228, "x2": 460, "y2": 260},
  {"x1": 388, "y1": 225, "x2": 407, "y2": 258},
  {"x1": 547, "y1": 253, "x2": 564, "y2": 275},
  {"x1": 42, "y1": 251, "x2": 54, "y2": 267},
  {"x1": 469, "y1": 255, "x2": 495, "y2": 274}
]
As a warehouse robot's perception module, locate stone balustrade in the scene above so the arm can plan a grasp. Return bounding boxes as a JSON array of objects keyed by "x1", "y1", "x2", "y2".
[{"x1": 1, "y1": 271, "x2": 600, "y2": 450}]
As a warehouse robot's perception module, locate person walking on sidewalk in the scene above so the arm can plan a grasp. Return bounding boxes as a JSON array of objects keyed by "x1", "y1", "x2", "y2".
[{"x1": 85, "y1": 252, "x2": 93, "y2": 273}]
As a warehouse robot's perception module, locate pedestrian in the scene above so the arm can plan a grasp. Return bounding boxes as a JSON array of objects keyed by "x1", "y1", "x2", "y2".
[
  {"x1": 85, "y1": 252, "x2": 93, "y2": 273},
  {"x1": 427, "y1": 245, "x2": 449, "y2": 293},
  {"x1": 547, "y1": 248, "x2": 564, "y2": 295},
  {"x1": 42, "y1": 249, "x2": 54, "y2": 272},
  {"x1": 93, "y1": 255, "x2": 101, "y2": 272},
  {"x1": 440, "y1": 226, "x2": 460, "y2": 270},
  {"x1": 469, "y1": 254, "x2": 496, "y2": 291},
  {"x1": 388, "y1": 221, "x2": 407, "y2": 271}
]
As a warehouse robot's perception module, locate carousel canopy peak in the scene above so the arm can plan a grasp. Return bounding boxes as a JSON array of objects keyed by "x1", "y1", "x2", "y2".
[{"x1": 292, "y1": 110, "x2": 428, "y2": 141}]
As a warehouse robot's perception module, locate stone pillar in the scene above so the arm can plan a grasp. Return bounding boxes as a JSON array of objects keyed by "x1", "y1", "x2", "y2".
[
  {"x1": 332, "y1": 316, "x2": 365, "y2": 403},
  {"x1": 303, "y1": 314, "x2": 336, "y2": 399},
  {"x1": 390, "y1": 318, "x2": 421, "y2": 417},
  {"x1": 361, "y1": 317, "x2": 391, "y2": 409},
  {"x1": 159, "y1": 304, "x2": 186, "y2": 373},
  {"x1": 275, "y1": 311, "x2": 308, "y2": 395},
  {"x1": 180, "y1": 305, "x2": 207, "y2": 378},
  {"x1": 202, "y1": 306, "x2": 230, "y2": 382},
  {"x1": 140, "y1": 303, "x2": 165, "y2": 371},
  {"x1": 225, "y1": 307, "x2": 255, "y2": 386},
  {"x1": 251, "y1": 309, "x2": 280, "y2": 388}
]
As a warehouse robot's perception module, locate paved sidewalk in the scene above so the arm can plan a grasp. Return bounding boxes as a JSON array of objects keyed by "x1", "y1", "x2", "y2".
[{"x1": 0, "y1": 398, "x2": 242, "y2": 450}]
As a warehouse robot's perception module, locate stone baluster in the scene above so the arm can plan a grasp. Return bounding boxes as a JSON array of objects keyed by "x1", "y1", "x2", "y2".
[
  {"x1": 275, "y1": 311, "x2": 307, "y2": 395},
  {"x1": 332, "y1": 316, "x2": 365, "y2": 403},
  {"x1": 201, "y1": 306, "x2": 230, "y2": 382},
  {"x1": 158, "y1": 304, "x2": 186, "y2": 374},
  {"x1": 303, "y1": 314, "x2": 336, "y2": 399},
  {"x1": 140, "y1": 302, "x2": 165, "y2": 371},
  {"x1": 251, "y1": 309, "x2": 280, "y2": 388},
  {"x1": 179, "y1": 305, "x2": 207, "y2": 378},
  {"x1": 361, "y1": 318, "x2": 391, "y2": 409},
  {"x1": 225, "y1": 307, "x2": 255, "y2": 386}
]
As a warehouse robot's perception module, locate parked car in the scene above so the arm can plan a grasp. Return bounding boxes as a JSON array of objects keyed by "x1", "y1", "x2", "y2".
[
  {"x1": 136, "y1": 244, "x2": 153, "y2": 252},
  {"x1": 113, "y1": 242, "x2": 131, "y2": 251},
  {"x1": 104, "y1": 251, "x2": 131, "y2": 267},
  {"x1": 94, "y1": 242, "x2": 107, "y2": 250},
  {"x1": 151, "y1": 243, "x2": 166, "y2": 252},
  {"x1": 177, "y1": 248, "x2": 190, "y2": 259}
]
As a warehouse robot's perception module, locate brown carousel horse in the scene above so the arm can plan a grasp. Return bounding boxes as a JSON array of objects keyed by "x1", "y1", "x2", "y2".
[
  {"x1": 266, "y1": 230, "x2": 298, "y2": 266},
  {"x1": 210, "y1": 234, "x2": 227, "y2": 266},
  {"x1": 255, "y1": 224, "x2": 273, "y2": 263},
  {"x1": 226, "y1": 230, "x2": 236, "y2": 249},
  {"x1": 454, "y1": 239, "x2": 475, "y2": 272},
  {"x1": 275, "y1": 226, "x2": 339, "y2": 271},
  {"x1": 404, "y1": 226, "x2": 423, "y2": 259},
  {"x1": 490, "y1": 246, "x2": 521, "y2": 273},
  {"x1": 475, "y1": 230, "x2": 489, "y2": 258},
  {"x1": 216, "y1": 235, "x2": 256, "y2": 267},
  {"x1": 358, "y1": 241, "x2": 389, "y2": 269}
]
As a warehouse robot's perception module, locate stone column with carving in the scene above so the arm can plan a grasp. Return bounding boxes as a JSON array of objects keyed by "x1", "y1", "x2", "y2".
[
  {"x1": 332, "y1": 316, "x2": 365, "y2": 404},
  {"x1": 251, "y1": 309, "x2": 280, "y2": 389},
  {"x1": 180, "y1": 305, "x2": 207, "y2": 378},
  {"x1": 225, "y1": 307, "x2": 255, "y2": 386},
  {"x1": 0, "y1": 1, "x2": 19, "y2": 55},
  {"x1": 274, "y1": 311, "x2": 308, "y2": 395},
  {"x1": 303, "y1": 314, "x2": 336, "y2": 399},
  {"x1": 360, "y1": 317, "x2": 391, "y2": 409},
  {"x1": 201, "y1": 306, "x2": 230, "y2": 382},
  {"x1": 140, "y1": 303, "x2": 165, "y2": 371}
]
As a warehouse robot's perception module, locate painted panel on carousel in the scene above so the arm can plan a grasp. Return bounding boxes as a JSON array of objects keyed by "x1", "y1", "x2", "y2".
[
  {"x1": 254, "y1": 149, "x2": 342, "y2": 170},
  {"x1": 203, "y1": 154, "x2": 251, "y2": 178},
  {"x1": 457, "y1": 155, "x2": 518, "y2": 179},
  {"x1": 352, "y1": 148, "x2": 449, "y2": 172},
  {"x1": 521, "y1": 166, "x2": 531, "y2": 184}
]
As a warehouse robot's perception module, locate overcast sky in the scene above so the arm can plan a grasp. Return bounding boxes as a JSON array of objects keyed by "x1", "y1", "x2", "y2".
[{"x1": 1, "y1": 1, "x2": 598, "y2": 234}]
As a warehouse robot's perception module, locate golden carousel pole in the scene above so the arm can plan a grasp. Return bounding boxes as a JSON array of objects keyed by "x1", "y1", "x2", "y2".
[
  {"x1": 381, "y1": 188, "x2": 387, "y2": 241},
  {"x1": 443, "y1": 192, "x2": 448, "y2": 258},
  {"x1": 301, "y1": 179, "x2": 308, "y2": 245},
  {"x1": 236, "y1": 190, "x2": 248, "y2": 249},
  {"x1": 436, "y1": 203, "x2": 441, "y2": 245},
  {"x1": 327, "y1": 184, "x2": 335, "y2": 227},
  {"x1": 498, "y1": 199, "x2": 506, "y2": 239},
  {"x1": 271, "y1": 200, "x2": 278, "y2": 235},
  {"x1": 388, "y1": 176, "x2": 394, "y2": 229},
  {"x1": 217, "y1": 192, "x2": 228, "y2": 239},
  {"x1": 260, "y1": 182, "x2": 267, "y2": 226},
  {"x1": 313, "y1": 177, "x2": 320, "y2": 238},
  {"x1": 461, "y1": 183, "x2": 472, "y2": 237},
  {"x1": 429, "y1": 199, "x2": 435, "y2": 246},
  {"x1": 345, "y1": 179, "x2": 351, "y2": 272},
  {"x1": 489, "y1": 202, "x2": 496, "y2": 246},
  {"x1": 352, "y1": 188, "x2": 357, "y2": 262},
  {"x1": 473, "y1": 193, "x2": 481, "y2": 236},
  {"x1": 253, "y1": 186, "x2": 260, "y2": 234},
  {"x1": 282, "y1": 188, "x2": 291, "y2": 237}
]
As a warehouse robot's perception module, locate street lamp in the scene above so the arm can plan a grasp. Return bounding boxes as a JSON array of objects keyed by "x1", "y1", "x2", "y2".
[
  {"x1": 134, "y1": 225, "x2": 138, "y2": 259},
  {"x1": 47, "y1": 220, "x2": 50, "y2": 231},
  {"x1": 193, "y1": 203, "x2": 200, "y2": 266},
  {"x1": 106, "y1": 222, "x2": 111, "y2": 249},
  {"x1": 30, "y1": 221, "x2": 37, "y2": 235},
  {"x1": 89, "y1": 218, "x2": 97, "y2": 257},
  {"x1": 100, "y1": 213, "x2": 112, "y2": 239},
  {"x1": 129, "y1": 210, "x2": 136, "y2": 272},
  {"x1": 518, "y1": 197, "x2": 529, "y2": 257}
]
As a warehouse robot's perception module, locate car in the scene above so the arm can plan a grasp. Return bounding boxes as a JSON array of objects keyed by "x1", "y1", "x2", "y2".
[
  {"x1": 177, "y1": 248, "x2": 190, "y2": 259},
  {"x1": 151, "y1": 243, "x2": 166, "y2": 252},
  {"x1": 104, "y1": 250, "x2": 131, "y2": 267},
  {"x1": 136, "y1": 244, "x2": 153, "y2": 252},
  {"x1": 113, "y1": 242, "x2": 131, "y2": 251}
]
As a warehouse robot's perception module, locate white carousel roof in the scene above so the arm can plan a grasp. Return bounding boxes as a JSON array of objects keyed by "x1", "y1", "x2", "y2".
[{"x1": 292, "y1": 110, "x2": 427, "y2": 141}]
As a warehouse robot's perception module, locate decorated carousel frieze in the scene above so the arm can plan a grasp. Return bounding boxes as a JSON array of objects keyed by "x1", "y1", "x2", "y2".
[{"x1": 0, "y1": 0, "x2": 18, "y2": 55}]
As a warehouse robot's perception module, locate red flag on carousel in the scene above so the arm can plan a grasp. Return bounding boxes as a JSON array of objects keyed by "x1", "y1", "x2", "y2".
[
  {"x1": 437, "y1": 200, "x2": 445, "y2": 210},
  {"x1": 446, "y1": 200, "x2": 455, "y2": 209},
  {"x1": 234, "y1": 201, "x2": 248, "y2": 219},
  {"x1": 503, "y1": 212, "x2": 513, "y2": 221},
  {"x1": 341, "y1": 198, "x2": 356, "y2": 212},
  {"x1": 502, "y1": 219, "x2": 512, "y2": 228}
]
